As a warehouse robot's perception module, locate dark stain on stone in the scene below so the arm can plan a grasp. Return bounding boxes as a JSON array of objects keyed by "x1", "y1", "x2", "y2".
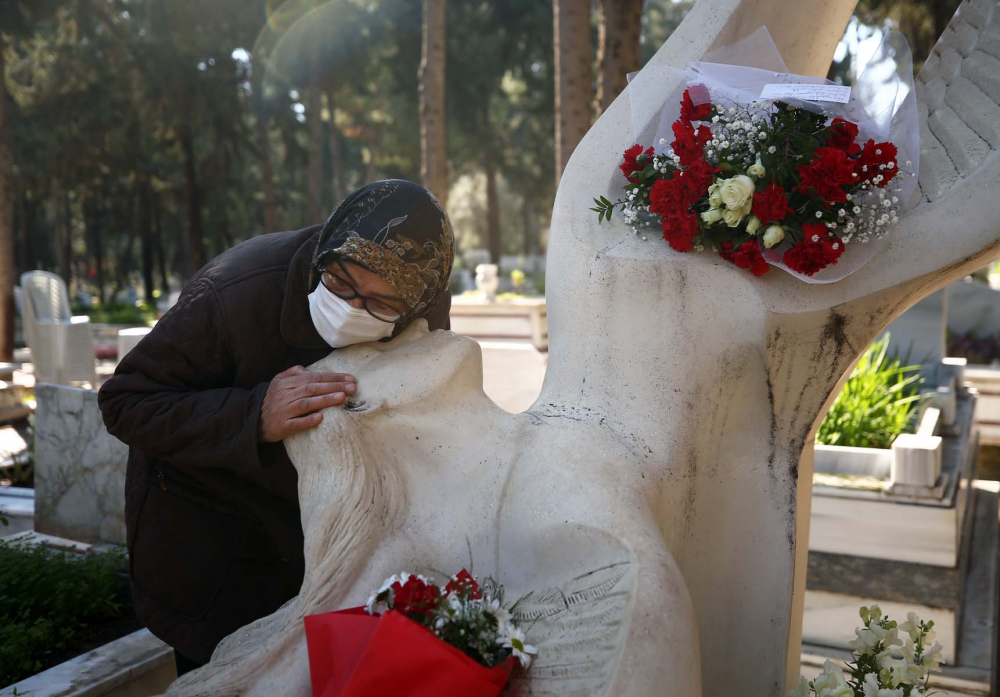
[{"x1": 764, "y1": 372, "x2": 777, "y2": 479}]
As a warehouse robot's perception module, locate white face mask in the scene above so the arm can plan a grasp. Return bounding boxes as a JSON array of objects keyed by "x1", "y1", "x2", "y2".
[{"x1": 307, "y1": 287, "x2": 397, "y2": 348}]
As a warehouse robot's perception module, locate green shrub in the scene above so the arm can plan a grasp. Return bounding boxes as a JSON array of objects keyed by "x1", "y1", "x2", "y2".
[
  {"x1": 0, "y1": 539, "x2": 129, "y2": 685},
  {"x1": 816, "y1": 334, "x2": 926, "y2": 449},
  {"x1": 70, "y1": 302, "x2": 156, "y2": 326}
]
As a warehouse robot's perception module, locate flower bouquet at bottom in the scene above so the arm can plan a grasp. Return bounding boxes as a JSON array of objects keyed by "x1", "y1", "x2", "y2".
[{"x1": 303, "y1": 569, "x2": 536, "y2": 697}]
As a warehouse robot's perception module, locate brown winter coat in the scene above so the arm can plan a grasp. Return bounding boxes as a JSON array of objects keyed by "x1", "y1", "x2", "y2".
[{"x1": 98, "y1": 225, "x2": 451, "y2": 663}]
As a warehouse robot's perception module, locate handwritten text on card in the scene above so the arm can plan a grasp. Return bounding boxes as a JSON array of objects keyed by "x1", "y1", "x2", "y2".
[{"x1": 759, "y1": 84, "x2": 852, "y2": 104}]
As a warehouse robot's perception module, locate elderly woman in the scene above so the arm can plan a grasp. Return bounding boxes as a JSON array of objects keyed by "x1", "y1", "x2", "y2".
[{"x1": 98, "y1": 180, "x2": 454, "y2": 674}]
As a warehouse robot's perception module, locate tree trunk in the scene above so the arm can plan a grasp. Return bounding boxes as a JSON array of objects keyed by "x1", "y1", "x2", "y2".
[
  {"x1": 325, "y1": 91, "x2": 347, "y2": 204},
  {"x1": 553, "y1": 0, "x2": 592, "y2": 185},
  {"x1": 595, "y1": 0, "x2": 642, "y2": 117},
  {"x1": 521, "y1": 196, "x2": 536, "y2": 258},
  {"x1": 138, "y1": 178, "x2": 155, "y2": 304},
  {"x1": 0, "y1": 38, "x2": 15, "y2": 360},
  {"x1": 153, "y1": 196, "x2": 170, "y2": 295},
  {"x1": 16, "y1": 192, "x2": 30, "y2": 274},
  {"x1": 253, "y1": 57, "x2": 280, "y2": 235},
  {"x1": 307, "y1": 81, "x2": 324, "y2": 224},
  {"x1": 179, "y1": 123, "x2": 206, "y2": 276},
  {"x1": 419, "y1": 0, "x2": 448, "y2": 207},
  {"x1": 60, "y1": 192, "x2": 73, "y2": 286},
  {"x1": 259, "y1": 117, "x2": 279, "y2": 233},
  {"x1": 87, "y1": 195, "x2": 107, "y2": 305},
  {"x1": 485, "y1": 158, "x2": 501, "y2": 265},
  {"x1": 366, "y1": 132, "x2": 380, "y2": 183}
]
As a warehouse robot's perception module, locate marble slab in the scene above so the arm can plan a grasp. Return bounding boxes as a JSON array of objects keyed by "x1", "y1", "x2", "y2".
[
  {"x1": 33, "y1": 384, "x2": 128, "y2": 546},
  {"x1": 0, "y1": 629, "x2": 175, "y2": 697}
]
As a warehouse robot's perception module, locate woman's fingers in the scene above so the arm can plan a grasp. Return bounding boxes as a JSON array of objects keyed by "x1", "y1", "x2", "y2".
[
  {"x1": 285, "y1": 371, "x2": 356, "y2": 389},
  {"x1": 289, "y1": 392, "x2": 348, "y2": 416},
  {"x1": 283, "y1": 412, "x2": 324, "y2": 435},
  {"x1": 259, "y1": 369, "x2": 357, "y2": 442}
]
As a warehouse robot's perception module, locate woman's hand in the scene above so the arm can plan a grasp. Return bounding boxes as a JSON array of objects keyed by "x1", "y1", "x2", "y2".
[{"x1": 258, "y1": 366, "x2": 357, "y2": 442}]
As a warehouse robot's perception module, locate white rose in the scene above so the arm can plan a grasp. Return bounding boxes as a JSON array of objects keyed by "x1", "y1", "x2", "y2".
[
  {"x1": 701, "y1": 208, "x2": 724, "y2": 225},
  {"x1": 707, "y1": 180, "x2": 723, "y2": 208},
  {"x1": 720, "y1": 175, "x2": 755, "y2": 211},
  {"x1": 763, "y1": 225, "x2": 785, "y2": 248},
  {"x1": 748, "y1": 158, "x2": 766, "y2": 178},
  {"x1": 723, "y1": 208, "x2": 744, "y2": 227},
  {"x1": 746, "y1": 215, "x2": 762, "y2": 235}
]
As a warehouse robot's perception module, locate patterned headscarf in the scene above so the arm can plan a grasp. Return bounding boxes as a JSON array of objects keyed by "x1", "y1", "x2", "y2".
[{"x1": 312, "y1": 180, "x2": 455, "y2": 322}]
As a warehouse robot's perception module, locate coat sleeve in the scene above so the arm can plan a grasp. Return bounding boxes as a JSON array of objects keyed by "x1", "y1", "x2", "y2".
[
  {"x1": 98, "y1": 277, "x2": 270, "y2": 470},
  {"x1": 424, "y1": 289, "x2": 452, "y2": 331}
]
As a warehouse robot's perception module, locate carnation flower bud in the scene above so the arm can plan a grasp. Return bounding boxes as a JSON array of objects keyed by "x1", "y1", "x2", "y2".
[{"x1": 763, "y1": 225, "x2": 785, "y2": 248}]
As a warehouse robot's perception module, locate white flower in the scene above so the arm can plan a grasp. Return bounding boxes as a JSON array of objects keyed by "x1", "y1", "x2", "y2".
[
  {"x1": 499, "y1": 626, "x2": 537, "y2": 669},
  {"x1": 848, "y1": 627, "x2": 878, "y2": 654},
  {"x1": 789, "y1": 675, "x2": 811, "y2": 697},
  {"x1": 707, "y1": 180, "x2": 723, "y2": 209},
  {"x1": 748, "y1": 158, "x2": 766, "y2": 178},
  {"x1": 813, "y1": 661, "x2": 852, "y2": 697},
  {"x1": 701, "y1": 208, "x2": 724, "y2": 225},
  {"x1": 768, "y1": 145, "x2": 777, "y2": 154},
  {"x1": 485, "y1": 597, "x2": 514, "y2": 634},
  {"x1": 763, "y1": 225, "x2": 785, "y2": 248},
  {"x1": 863, "y1": 673, "x2": 904, "y2": 697},
  {"x1": 723, "y1": 208, "x2": 744, "y2": 227},
  {"x1": 877, "y1": 655, "x2": 908, "y2": 688},
  {"x1": 719, "y1": 175, "x2": 755, "y2": 213},
  {"x1": 922, "y1": 641, "x2": 944, "y2": 673},
  {"x1": 898, "y1": 612, "x2": 922, "y2": 642},
  {"x1": 746, "y1": 215, "x2": 762, "y2": 235}
]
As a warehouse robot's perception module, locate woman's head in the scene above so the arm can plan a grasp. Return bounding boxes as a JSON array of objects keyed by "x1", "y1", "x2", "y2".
[{"x1": 312, "y1": 180, "x2": 455, "y2": 332}]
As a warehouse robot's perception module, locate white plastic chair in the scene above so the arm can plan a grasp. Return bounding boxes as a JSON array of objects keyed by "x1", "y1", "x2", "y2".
[{"x1": 19, "y1": 271, "x2": 96, "y2": 385}]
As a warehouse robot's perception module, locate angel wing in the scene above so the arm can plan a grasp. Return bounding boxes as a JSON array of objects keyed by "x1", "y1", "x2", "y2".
[
  {"x1": 915, "y1": 0, "x2": 1000, "y2": 201},
  {"x1": 505, "y1": 561, "x2": 634, "y2": 697}
]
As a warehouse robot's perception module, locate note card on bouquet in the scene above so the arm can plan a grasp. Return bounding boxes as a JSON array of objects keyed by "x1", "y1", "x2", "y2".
[{"x1": 759, "y1": 83, "x2": 852, "y2": 103}]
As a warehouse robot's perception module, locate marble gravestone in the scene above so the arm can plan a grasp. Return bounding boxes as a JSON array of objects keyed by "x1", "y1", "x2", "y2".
[{"x1": 164, "y1": 0, "x2": 1000, "y2": 694}]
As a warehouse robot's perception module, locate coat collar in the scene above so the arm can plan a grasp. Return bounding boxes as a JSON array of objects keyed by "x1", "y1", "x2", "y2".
[{"x1": 280, "y1": 229, "x2": 330, "y2": 349}]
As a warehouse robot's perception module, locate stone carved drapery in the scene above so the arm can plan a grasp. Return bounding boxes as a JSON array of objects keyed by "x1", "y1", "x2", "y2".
[
  {"x1": 161, "y1": 0, "x2": 1000, "y2": 695},
  {"x1": 163, "y1": 323, "x2": 702, "y2": 696}
]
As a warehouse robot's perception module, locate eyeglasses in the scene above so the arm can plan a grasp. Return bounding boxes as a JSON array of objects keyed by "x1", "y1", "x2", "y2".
[{"x1": 316, "y1": 260, "x2": 407, "y2": 323}]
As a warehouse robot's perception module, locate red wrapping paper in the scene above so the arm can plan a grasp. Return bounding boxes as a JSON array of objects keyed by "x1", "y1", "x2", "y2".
[{"x1": 304, "y1": 608, "x2": 516, "y2": 697}]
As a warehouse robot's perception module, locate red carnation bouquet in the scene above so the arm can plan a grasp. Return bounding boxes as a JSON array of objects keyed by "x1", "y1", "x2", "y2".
[
  {"x1": 594, "y1": 27, "x2": 919, "y2": 281},
  {"x1": 594, "y1": 86, "x2": 908, "y2": 278},
  {"x1": 303, "y1": 570, "x2": 535, "y2": 697}
]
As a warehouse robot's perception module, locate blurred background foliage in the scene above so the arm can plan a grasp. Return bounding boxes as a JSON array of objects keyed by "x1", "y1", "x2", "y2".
[{"x1": 0, "y1": 0, "x2": 960, "y2": 347}]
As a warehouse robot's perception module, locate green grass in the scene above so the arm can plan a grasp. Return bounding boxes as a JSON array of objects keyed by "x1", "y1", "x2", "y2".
[
  {"x1": 0, "y1": 539, "x2": 129, "y2": 685},
  {"x1": 816, "y1": 334, "x2": 926, "y2": 450}
]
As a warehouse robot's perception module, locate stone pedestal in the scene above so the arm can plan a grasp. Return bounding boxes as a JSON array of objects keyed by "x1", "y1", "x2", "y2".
[
  {"x1": 33, "y1": 384, "x2": 127, "y2": 545},
  {"x1": 450, "y1": 296, "x2": 548, "y2": 350}
]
